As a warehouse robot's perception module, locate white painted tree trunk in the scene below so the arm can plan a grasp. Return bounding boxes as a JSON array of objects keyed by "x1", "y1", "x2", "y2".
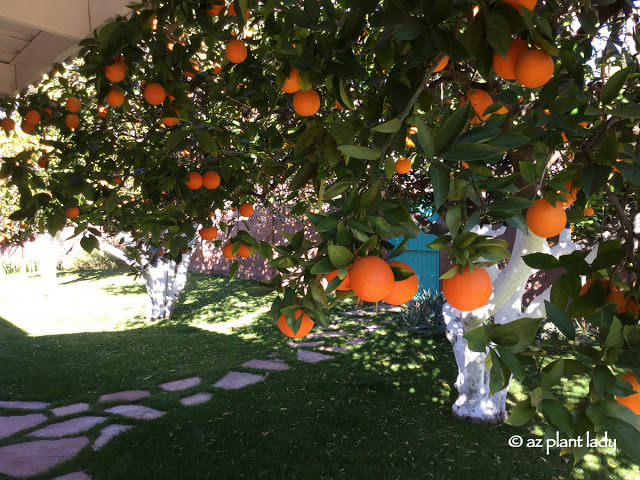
[
  {"x1": 39, "y1": 232, "x2": 65, "y2": 296},
  {"x1": 141, "y1": 253, "x2": 194, "y2": 320},
  {"x1": 443, "y1": 227, "x2": 587, "y2": 424}
]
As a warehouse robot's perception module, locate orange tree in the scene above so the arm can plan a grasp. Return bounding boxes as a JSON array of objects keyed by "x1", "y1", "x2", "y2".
[{"x1": 1, "y1": 0, "x2": 640, "y2": 465}]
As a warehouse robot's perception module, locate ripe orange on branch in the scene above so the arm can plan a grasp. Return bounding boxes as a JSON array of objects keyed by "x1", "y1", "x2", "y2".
[
  {"x1": 349, "y1": 256, "x2": 395, "y2": 303},
  {"x1": 208, "y1": 3, "x2": 224, "y2": 16},
  {"x1": 461, "y1": 89, "x2": 493, "y2": 123},
  {"x1": 293, "y1": 88, "x2": 320, "y2": 116},
  {"x1": 526, "y1": 199, "x2": 567, "y2": 238},
  {"x1": 203, "y1": 171, "x2": 221, "y2": 189},
  {"x1": 606, "y1": 291, "x2": 640, "y2": 314},
  {"x1": 383, "y1": 261, "x2": 419, "y2": 305},
  {"x1": 24, "y1": 110, "x2": 41, "y2": 125},
  {"x1": 238, "y1": 203, "x2": 254, "y2": 217},
  {"x1": 500, "y1": 0, "x2": 537, "y2": 14},
  {"x1": 583, "y1": 207, "x2": 594, "y2": 216},
  {"x1": 65, "y1": 207, "x2": 80, "y2": 219},
  {"x1": 200, "y1": 226, "x2": 218, "y2": 241},
  {"x1": 21, "y1": 122, "x2": 34, "y2": 134},
  {"x1": 282, "y1": 67, "x2": 300, "y2": 93},
  {"x1": 430, "y1": 55, "x2": 449, "y2": 73},
  {"x1": 558, "y1": 180, "x2": 578, "y2": 207},
  {"x1": 492, "y1": 38, "x2": 528, "y2": 80},
  {"x1": 105, "y1": 62, "x2": 126, "y2": 82},
  {"x1": 515, "y1": 49, "x2": 554, "y2": 88},
  {"x1": 107, "y1": 89, "x2": 125, "y2": 107},
  {"x1": 144, "y1": 83, "x2": 166, "y2": 105},
  {"x1": 442, "y1": 265, "x2": 492, "y2": 311},
  {"x1": 226, "y1": 39, "x2": 248, "y2": 64},
  {"x1": 395, "y1": 157, "x2": 411, "y2": 174},
  {"x1": 325, "y1": 269, "x2": 352, "y2": 291},
  {"x1": 65, "y1": 114, "x2": 80, "y2": 130},
  {"x1": 222, "y1": 242, "x2": 238, "y2": 259},
  {"x1": 1, "y1": 118, "x2": 15, "y2": 133},
  {"x1": 66, "y1": 97, "x2": 81, "y2": 113},
  {"x1": 617, "y1": 372, "x2": 640, "y2": 415},
  {"x1": 186, "y1": 172, "x2": 203, "y2": 189},
  {"x1": 277, "y1": 309, "x2": 314, "y2": 338}
]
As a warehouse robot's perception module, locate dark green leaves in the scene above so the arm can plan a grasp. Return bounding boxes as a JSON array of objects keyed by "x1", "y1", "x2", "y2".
[
  {"x1": 371, "y1": 118, "x2": 401, "y2": 133},
  {"x1": 430, "y1": 163, "x2": 449, "y2": 209},
  {"x1": 328, "y1": 244, "x2": 354, "y2": 269},
  {"x1": 435, "y1": 101, "x2": 471, "y2": 154},
  {"x1": 580, "y1": 164, "x2": 611, "y2": 198},
  {"x1": 337, "y1": 145, "x2": 381, "y2": 160},
  {"x1": 522, "y1": 253, "x2": 561, "y2": 269},
  {"x1": 544, "y1": 301, "x2": 575, "y2": 340},
  {"x1": 442, "y1": 143, "x2": 505, "y2": 162},
  {"x1": 484, "y1": 11, "x2": 512, "y2": 57},
  {"x1": 601, "y1": 66, "x2": 632, "y2": 105}
]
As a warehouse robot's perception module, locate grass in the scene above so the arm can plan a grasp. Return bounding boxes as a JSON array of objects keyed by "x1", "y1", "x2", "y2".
[{"x1": 0, "y1": 269, "x2": 637, "y2": 480}]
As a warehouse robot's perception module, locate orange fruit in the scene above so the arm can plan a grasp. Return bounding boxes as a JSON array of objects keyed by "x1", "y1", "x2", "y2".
[
  {"x1": 461, "y1": 89, "x2": 493, "y2": 123},
  {"x1": 515, "y1": 49, "x2": 554, "y2": 88},
  {"x1": 282, "y1": 67, "x2": 300, "y2": 93},
  {"x1": 442, "y1": 265, "x2": 492, "y2": 311},
  {"x1": 293, "y1": 89, "x2": 321, "y2": 116},
  {"x1": 526, "y1": 199, "x2": 567, "y2": 238},
  {"x1": 558, "y1": 180, "x2": 578, "y2": 207},
  {"x1": 65, "y1": 207, "x2": 79, "y2": 219},
  {"x1": 24, "y1": 110, "x2": 41, "y2": 125},
  {"x1": 98, "y1": 105, "x2": 108, "y2": 119},
  {"x1": 349, "y1": 256, "x2": 395, "y2": 303},
  {"x1": 112, "y1": 174, "x2": 123, "y2": 185},
  {"x1": 44, "y1": 107, "x2": 53, "y2": 119},
  {"x1": 238, "y1": 243, "x2": 251, "y2": 257},
  {"x1": 66, "y1": 97, "x2": 81, "y2": 113},
  {"x1": 583, "y1": 206, "x2": 594, "y2": 216},
  {"x1": 185, "y1": 59, "x2": 200, "y2": 78},
  {"x1": 208, "y1": 3, "x2": 224, "y2": 16},
  {"x1": 383, "y1": 261, "x2": 420, "y2": 305},
  {"x1": 606, "y1": 291, "x2": 640, "y2": 314},
  {"x1": 144, "y1": 83, "x2": 166, "y2": 105},
  {"x1": 431, "y1": 55, "x2": 449, "y2": 73},
  {"x1": 500, "y1": 0, "x2": 537, "y2": 14},
  {"x1": 105, "y1": 63, "x2": 126, "y2": 82},
  {"x1": 395, "y1": 157, "x2": 411, "y2": 174},
  {"x1": 492, "y1": 38, "x2": 529, "y2": 80},
  {"x1": 580, "y1": 278, "x2": 611, "y2": 296},
  {"x1": 222, "y1": 242, "x2": 238, "y2": 259},
  {"x1": 203, "y1": 171, "x2": 221, "y2": 189},
  {"x1": 20, "y1": 122, "x2": 34, "y2": 134},
  {"x1": 617, "y1": 372, "x2": 640, "y2": 415},
  {"x1": 238, "y1": 203, "x2": 254, "y2": 217},
  {"x1": 212, "y1": 62, "x2": 222, "y2": 75},
  {"x1": 324, "y1": 270, "x2": 352, "y2": 291},
  {"x1": 200, "y1": 226, "x2": 218, "y2": 241},
  {"x1": 163, "y1": 107, "x2": 180, "y2": 126},
  {"x1": 277, "y1": 309, "x2": 314, "y2": 338},
  {"x1": 1, "y1": 118, "x2": 15, "y2": 132},
  {"x1": 65, "y1": 114, "x2": 80, "y2": 130},
  {"x1": 186, "y1": 172, "x2": 203, "y2": 189},
  {"x1": 107, "y1": 88, "x2": 125, "y2": 107},
  {"x1": 226, "y1": 39, "x2": 248, "y2": 63},
  {"x1": 37, "y1": 158, "x2": 49, "y2": 168}
]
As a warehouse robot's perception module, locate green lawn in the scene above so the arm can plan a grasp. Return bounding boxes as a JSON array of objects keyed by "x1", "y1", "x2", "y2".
[{"x1": 0, "y1": 269, "x2": 637, "y2": 480}]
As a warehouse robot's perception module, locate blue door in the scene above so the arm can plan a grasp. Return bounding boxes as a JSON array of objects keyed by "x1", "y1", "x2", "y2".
[{"x1": 390, "y1": 209, "x2": 440, "y2": 296}]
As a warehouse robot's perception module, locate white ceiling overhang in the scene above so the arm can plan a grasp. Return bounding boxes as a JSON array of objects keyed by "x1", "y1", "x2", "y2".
[{"x1": 0, "y1": 0, "x2": 132, "y2": 97}]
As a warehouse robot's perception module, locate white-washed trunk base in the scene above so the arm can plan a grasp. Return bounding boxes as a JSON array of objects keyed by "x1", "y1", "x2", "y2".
[
  {"x1": 142, "y1": 253, "x2": 193, "y2": 320},
  {"x1": 39, "y1": 232, "x2": 65, "y2": 295}
]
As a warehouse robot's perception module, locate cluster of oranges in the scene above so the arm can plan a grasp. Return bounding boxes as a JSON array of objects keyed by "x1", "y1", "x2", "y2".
[
  {"x1": 493, "y1": 38, "x2": 554, "y2": 89},
  {"x1": 280, "y1": 67, "x2": 321, "y2": 117},
  {"x1": 580, "y1": 278, "x2": 640, "y2": 315},
  {"x1": 185, "y1": 170, "x2": 221, "y2": 190}
]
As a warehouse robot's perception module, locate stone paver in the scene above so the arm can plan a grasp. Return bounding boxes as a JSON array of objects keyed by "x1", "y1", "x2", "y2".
[
  {"x1": 364, "y1": 325, "x2": 382, "y2": 332},
  {"x1": 0, "y1": 414, "x2": 48, "y2": 439},
  {"x1": 0, "y1": 436, "x2": 89, "y2": 478},
  {"x1": 98, "y1": 390, "x2": 150, "y2": 402},
  {"x1": 319, "y1": 346, "x2": 350, "y2": 353},
  {"x1": 213, "y1": 371, "x2": 265, "y2": 390},
  {"x1": 104, "y1": 405, "x2": 166, "y2": 420},
  {"x1": 241, "y1": 359, "x2": 290, "y2": 371},
  {"x1": 51, "y1": 403, "x2": 90, "y2": 417},
  {"x1": 297, "y1": 350, "x2": 333, "y2": 363},
  {"x1": 52, "y1": 472, "x2": 92, "y2": 480},
  {"x1": 306, "y1": 331, "x2": 347, "y2": 339},
  {"x1": 159, "y1": 377, "x2": 201, "y2": 392},
  {"x1": 287, "y1": 341, "x2": 324, "y2": 348},
  {"x1": 29, "y1": 416, "x2": 107, "y2": 438},
  {"x1": 0, "y1": 400, "x2": 50, "y2": 410},
  {"x1": 92, "y1": 424, "x2": 133, "y2": 451},
  {"x1": 346, "y1": 337, "x2": 370, "y2": 346},
  {"x1": 180, "y1": 393, "x2": 212, "y2": 406}
]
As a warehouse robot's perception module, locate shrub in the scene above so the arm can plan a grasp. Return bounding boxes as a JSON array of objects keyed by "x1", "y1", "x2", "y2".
[
  {"x1": 63, "y1": 249, "x2": 127, "y2": 271},
  {"x1": 0, "y1": 257, "x2": 40, "y2": 275},
  {"x1": 399, "y1": 289, "x2": 446, "y2": 336}
]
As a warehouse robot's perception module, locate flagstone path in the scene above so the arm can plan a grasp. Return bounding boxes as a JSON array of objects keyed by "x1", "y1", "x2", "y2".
[{"x1": 0, "y1": 310, "x2": 394, "y2": 479}]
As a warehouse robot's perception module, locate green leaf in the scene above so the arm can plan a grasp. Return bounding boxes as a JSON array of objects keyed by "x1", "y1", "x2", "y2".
[
  {"x1": 80, "y1": 235, "x2": 99, "y2": 253},
  {"x1": 522, "y1": 253, "x2": 561, "y2": 269},
  {"x1": 603, "y1": 417, "x2": 640, "y2": 465},
  {"x1": 316, "y1": 216, "x2": 339, "y2": 232},
  {"x1": 430, "y1": 163, "x2": 449, "y2": 209},
  {"x1": 497, "y1": 345, "x2": 523, "y2": 380},
  {"x1": 359, "y1": 180, "x2": 381, "y2": 209},
  {"x1": 519, "y1": 161, "x2": 536, "y2": 185},
  {"x1": 592, "y1": 365, "x2": 617, "y2": 396},
  {"x1": 165, "y1": 129, "x2": 188, "y2": 151},
  {"x1": 452, "y1": 232, "x2": 477, "y2": 249},
  {"x1": 414, "y1": 117, "x2": 436, "y2": 158},
  {"x1": 427, "y1": 235, "x2": 451, "y2": 250},
  {"x1": 442, "y1": 143, "x2": 505, "y2": 162},
  {"x1": 435, "y1": 101, "x2": 472, "y2": 154},
  {"x1": 395, "y1": 19, "x2": 425, "y2": 40},
  {"x1": 488, "y1": 196, "x2": 534, "y2": 212},
  {"x1": 544, "y1": 301, "x2": 575, "y2": 341},
  {"x1": 607, "y1": 104, "x2": 640, "y2": 119},
  {"x1": 492, "y1": 317, "x2": 542, "y2": 353},
  {"x1": 390, "y1": 264, "x2": 415, "y2": 281},
  {"x1": 455, "y1": 127, "x2": 501, "y2": 145},
  {"x1": 506, "y1": 399, "x2": 536, "y2": 426},
  {"x1": 371, "y1": 118, "x2": 401, "y2": 133},
  {"x1": 328, "y1": 245, "x2": 354, "y2": 269},
  {"x1": 245, "y1": 284, "x2": 277, "y2": 296},
  {"x1": 616, "y1": 347, "x2": 640, "y2": 370},
  {"x1": 310, "y1": 257, "x2": 335, "y2": 274},
  {"x1": 490, "y1": 132, "x2": 531, "y2": 149},
  {"x1": 337, "y1": 145, "x2": 381, "y2": 160},
  {"x1": 196, "y1": 131, "x2": 218, "y2": 155},
  {"x1": 616, "y1": 162, "x2": 640, "y2": 186},
  {"x1": 541, "y1": 399, "x2": 574, "y2": 436},
  {"x1": 601, "y1": 66, "x2": 632, "y2": 105},
  {"x1": 464, "y1": 324, "x2": 491, "y2": 352},
  {"x1": 440, "y1": 263, "x2": 461, "y2": 280},
  {"x1": 489, "y1": 349, "x2": 509, "y2": 394},
  {"x1": 446, "y1": 204, "x2": 461, "y2": 237},
  {"x1": 484, "y1": 11, "x2": 513, "y2": 57},
  {"x1": 229, "y1": 260, "x2": 239, "y2": 278}
]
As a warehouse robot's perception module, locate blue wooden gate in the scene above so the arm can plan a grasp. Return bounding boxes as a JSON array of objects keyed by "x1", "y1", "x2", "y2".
[{"x1": 390, "y1": 210, "x2": 440, "y2": 296}]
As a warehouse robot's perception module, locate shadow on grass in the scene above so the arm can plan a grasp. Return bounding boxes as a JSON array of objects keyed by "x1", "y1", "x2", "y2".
[
  {"x1": 0, "y1": 270, "x2": 636, "y2": 480},
  {"x1": 58, "y1": 268, "x2": 132, "y2": 286}
]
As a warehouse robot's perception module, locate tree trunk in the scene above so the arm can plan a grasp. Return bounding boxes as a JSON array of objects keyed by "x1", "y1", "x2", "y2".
[
  {"x1": 141, "y1": 253, "x2": 194, "y2": 320},
  {"x1": 39, "y1": 232, "x2": 65, "y2": 296}
]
